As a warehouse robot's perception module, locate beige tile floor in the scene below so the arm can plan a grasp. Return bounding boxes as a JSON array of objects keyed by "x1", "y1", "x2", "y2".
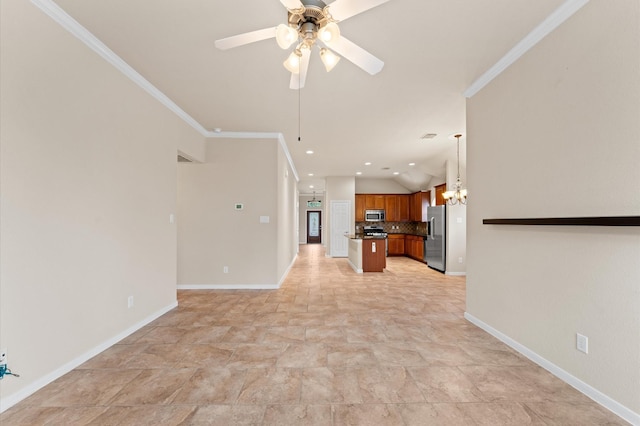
[{"x1": 1, "y1": 245, "x2": 628, "y2": 425}]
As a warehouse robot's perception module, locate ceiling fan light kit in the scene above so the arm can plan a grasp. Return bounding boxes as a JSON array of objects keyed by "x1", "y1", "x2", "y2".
[
  {"x1": 276, "y1": 24, "x2": 298, "y2": 49},
  {"x1": 215, "y1": 0, "x2": 388, "y2": 89},
  {"x1": 319, "y1": 47, "x2": 340, "y2": 72},
  {"x1": 283, "y1": 48, "x2": 303, "y2": 73}
]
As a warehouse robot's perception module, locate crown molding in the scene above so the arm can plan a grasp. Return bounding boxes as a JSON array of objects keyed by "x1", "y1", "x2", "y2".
[
  {"x1": 464, "y1": 0, "x2": 589, "y2": 98},
  {"x1": 30, "y1": 0, "x2": 299, "y2": 182}
]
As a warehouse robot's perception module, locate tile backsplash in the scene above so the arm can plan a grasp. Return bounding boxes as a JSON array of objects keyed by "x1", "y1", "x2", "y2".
[{"x1": 356, "y1": 221, "x2": 428, "y2": 236}]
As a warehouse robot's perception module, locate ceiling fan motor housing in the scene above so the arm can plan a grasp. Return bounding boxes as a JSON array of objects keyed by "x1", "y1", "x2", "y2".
[{"x1": 287, "y1": 0, "x2": 331, "y2": 45}]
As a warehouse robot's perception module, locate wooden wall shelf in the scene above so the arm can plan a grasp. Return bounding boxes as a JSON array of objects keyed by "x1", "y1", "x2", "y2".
[{"x1": 482, "y1": 216, "x2": 640, "y2": 226}]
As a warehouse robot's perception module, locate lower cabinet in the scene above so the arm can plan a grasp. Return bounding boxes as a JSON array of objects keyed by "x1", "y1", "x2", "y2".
[
  {"x1": 387, "y1": 234, "x2": 405, "y2": 256},
  {"x1": 387, "y1": 234, "x2": 425, "y2": 262},
  {"x1": 362, "y1": 239, "x2": 386, "y2": 272},
  {"x1": 405, "y1": 235, "x2": 425, "y2": 262}
]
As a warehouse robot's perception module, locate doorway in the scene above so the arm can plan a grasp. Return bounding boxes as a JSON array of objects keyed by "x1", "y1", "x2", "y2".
[{"x1": 307, "y1": 210, "x2": 322, "y2": 244}]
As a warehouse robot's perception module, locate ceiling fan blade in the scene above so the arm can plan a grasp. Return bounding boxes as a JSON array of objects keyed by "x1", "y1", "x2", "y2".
[
  {"x1": 214, "y1": 27, "x2": 277, "y2": 50},
  {"x1": 325, "y1": 36, "x2": 384, "y2": 75},
  {"x1": 290, "y1": 48, "x2": 311, "y2": 89},
  {"x1": 280, "y1": 0, "x2": 304, "y2": 10},
  {"x1": 327, "y1": 0, "x2": 390, "y2": 21}
]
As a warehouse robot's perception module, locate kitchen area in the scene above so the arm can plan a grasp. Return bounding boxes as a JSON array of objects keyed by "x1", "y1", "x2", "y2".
[{"x1": 347, "y1": 191, "x2": 450, "y2": 274}]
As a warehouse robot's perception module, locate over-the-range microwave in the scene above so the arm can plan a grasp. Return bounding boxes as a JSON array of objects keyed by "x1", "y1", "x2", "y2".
[{"x1": 365, "y1": 209, "x2": 385, "y2": 222}]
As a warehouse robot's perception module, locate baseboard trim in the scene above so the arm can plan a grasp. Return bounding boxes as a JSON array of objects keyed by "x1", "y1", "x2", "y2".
[
  {"x1": 0, "y1": 301, "x2": 178, "y2": 413},
  {"x1": 347, "y1": 260, "x2": 363, "y2": 274},
  {"x1": 178, "y1": 284, "x2": 279, "y2": 290},
  {"x1": 464, "y1": 312, "x2": 640, "y2": 426},
  {"x1": 445, "y1": 271, "x2": 466, "y2": 276},
  {"x1": 277, "y1": 254, "x2": 298, "y2": 287}
]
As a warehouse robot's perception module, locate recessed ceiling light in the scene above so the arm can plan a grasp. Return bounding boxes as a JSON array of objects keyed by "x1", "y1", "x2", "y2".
[
  {"x1": 356, "y1": 171, "x2": 362, "y2": 175},
  {"x1": 409, "y1": 162, "x2": 416, "y2": 166},
  {"x1": 364, "y1": 162, "x2": 372, "y2": 166},
  {"x1": 308, "y1": 173, "x2": 314, "y2": 176},
  {"x1": 421, "y1": 133, "x2": 437, "y2": 140},
  {"x1": 306, "y1": 150, "x2": 314, "y2": 154},
  {"x1": 310, "y1": 185, "x2": 314, "y2": 188},
  {"x1": 393, "y1": 172, "x2": 400, "y2": 175},
  {"x1": 381, "y1": 167, "x2": 390, "y2": 170}
]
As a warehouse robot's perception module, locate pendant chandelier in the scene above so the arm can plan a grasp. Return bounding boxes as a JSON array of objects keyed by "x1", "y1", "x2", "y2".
[{"x1": 443, "y1": 134, "x2": 468, "y2": 205}]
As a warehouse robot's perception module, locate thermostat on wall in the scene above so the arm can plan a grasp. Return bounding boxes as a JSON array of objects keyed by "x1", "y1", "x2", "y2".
[{"x1": 235, "y1": 203, "x2": 244, "y2": 210}]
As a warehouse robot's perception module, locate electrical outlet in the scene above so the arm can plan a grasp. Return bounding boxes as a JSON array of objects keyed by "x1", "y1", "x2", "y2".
[
  {"x1": 223, "y1": 266, "x2": 229, "y2": 273},
  {"x1": 576, "y1": 333, "x2": 588, "y2": 354},
  {"x1": 127, "y1": 296, "x2": 134, "y2": 309}
]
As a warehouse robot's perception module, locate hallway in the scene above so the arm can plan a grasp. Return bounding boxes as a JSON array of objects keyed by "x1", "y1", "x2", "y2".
[{"x1": 1, "y1": 245, "x2": 626, "y2": 425}]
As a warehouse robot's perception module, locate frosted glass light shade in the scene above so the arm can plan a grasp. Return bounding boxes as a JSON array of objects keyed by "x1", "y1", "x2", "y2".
[
  {"x1": 319, "y1": 48, "x2": 340, "y2": 72},
  {"x1": 283, "y1": 50, "x2": 302, "y2": 73},
  {"x1": 276, "y1": 24, "x2": 298, "y2": 49},
  {"x1": 318, "y1": 22, "x2": 340, "y2": 44}
]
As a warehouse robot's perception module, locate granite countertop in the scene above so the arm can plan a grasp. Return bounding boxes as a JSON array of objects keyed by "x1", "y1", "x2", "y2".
[
  {"x1": 387, "y1": 232, "x2": 428, "y2": 237},
  {"x1": 349, "y1": 234, "x2": 387, "y2": 240}
]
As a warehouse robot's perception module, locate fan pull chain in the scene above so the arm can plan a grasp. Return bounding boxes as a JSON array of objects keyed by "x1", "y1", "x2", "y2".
[{"x1": 297, "y1": 71, "x2": 301, "y2": 142}]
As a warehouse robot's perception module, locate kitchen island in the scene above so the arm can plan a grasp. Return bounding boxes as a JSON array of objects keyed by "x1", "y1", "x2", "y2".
[{"x1": 347, "y1": 236, "x2": 386, "y2": 273}]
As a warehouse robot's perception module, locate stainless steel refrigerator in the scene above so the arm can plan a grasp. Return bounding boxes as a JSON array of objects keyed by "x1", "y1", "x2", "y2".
[{"x1": 425, "y1": 205, "x2": 446, "y2": 272}]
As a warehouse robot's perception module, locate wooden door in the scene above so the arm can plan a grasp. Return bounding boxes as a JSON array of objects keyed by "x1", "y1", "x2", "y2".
[{"x1": 306, "y1": 210, "x2": 322, "y2": 244}]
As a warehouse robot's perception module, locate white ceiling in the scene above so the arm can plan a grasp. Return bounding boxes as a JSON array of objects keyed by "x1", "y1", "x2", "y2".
[{"x1": 53, "y1": 0, "x2": 565, "y2": 193}]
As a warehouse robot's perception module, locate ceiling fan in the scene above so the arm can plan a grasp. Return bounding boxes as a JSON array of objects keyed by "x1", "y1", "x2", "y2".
[{"x1": 214, "y1": 0, "x2": 388, "y2": 89}]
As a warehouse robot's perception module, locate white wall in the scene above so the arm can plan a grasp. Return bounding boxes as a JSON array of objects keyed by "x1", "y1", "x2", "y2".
[
  {"x1": 444, "y1": 158, "x2": 467, "y2": 275},
  {"x1": 277, "y1": 142, "x2": 299, "y2": 281},
  {"x1": 0, "y1": 0, "x2": 205, "y2": 409},
  {"x1": 177, "y1": 139, "x2": 283, "y2": 288},
  {"x1": 355, "y1": 178, "x2": 412, "y2": 194},
  {"x1": 466, "y1": 0, "x2": 639, "y2": 420}
]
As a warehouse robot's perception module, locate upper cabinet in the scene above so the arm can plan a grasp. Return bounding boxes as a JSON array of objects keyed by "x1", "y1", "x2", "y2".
[
  {"x1": 385, "y1": 195, "x2": 410, "y2": 222},
  {"x1": 355, "y1": 194, "x2": 365, "y2": 222},
  {"x1": 364, "y1": 194, "x2": 385, "y2": 210},
  {"x1": 410, "y1": 191, "x2": 430, "y2": 222},
  {"x1": 434, "y1": 184, "x2": 446, "y2": 206},
  {"x1": 356, "y1": 193, "x2": 423, "y2": 223}
]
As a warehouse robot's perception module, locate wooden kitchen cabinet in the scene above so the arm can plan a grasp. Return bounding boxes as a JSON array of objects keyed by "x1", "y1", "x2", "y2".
[
  {"x1": 362, "y1": 238, "x2": 386, "y2": 272},
  {"x1": 405, "y1": 235, "x2": 425, "y2": 261},
  {"x1": 355, "y1": 194, "x2": 365, "y2": 222},
  {"x1": 397, "y1": 194, "x2": 410, "y2": 222},
  {"x1": 435, "y1": 184, "x2": 446, "y2": 206},
  {"x1": 410, "y1": 191, "x2": 430, "y2": 222},
  {"x1": 387, "y1": 234, "x2": 405, "y2": 256},
  {"x1": 385, "y1": 194, "x2": 410, "y2": 222},
  {"x1": 365, "y1": 194, "x2": 385, "y2": 210},
  {"x1": 356, "y1": 193, "x2": 416, "y2": 223},
  {"x1": 385, "y1": 195, "x2": 397, "y2": 222}
]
